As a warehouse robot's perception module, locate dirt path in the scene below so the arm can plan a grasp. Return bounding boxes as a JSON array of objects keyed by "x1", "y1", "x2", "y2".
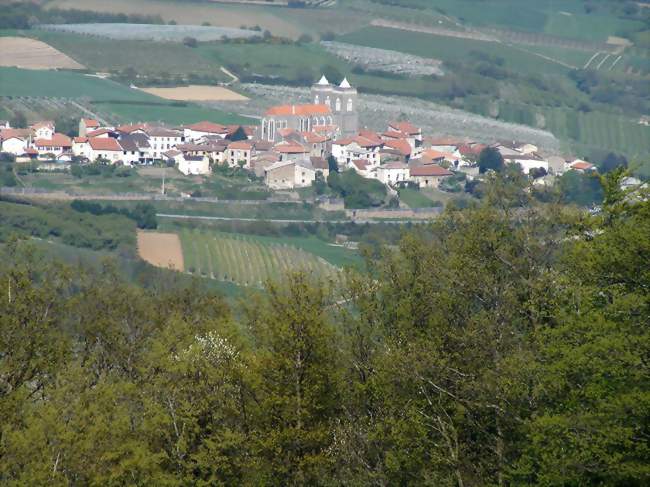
[{"x1": 220, "y1": 66, "x2": 239, "y2": 86}]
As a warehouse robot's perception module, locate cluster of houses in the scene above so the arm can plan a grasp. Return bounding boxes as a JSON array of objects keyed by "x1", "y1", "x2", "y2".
[{"x1": 0, "y1": 75, "x2": 598, "y2": 192}]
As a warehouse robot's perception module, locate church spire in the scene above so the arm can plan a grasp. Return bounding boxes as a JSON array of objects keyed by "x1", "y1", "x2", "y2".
[{"x1": 317, "y1": 75, "x2": 330, "y2": 85}]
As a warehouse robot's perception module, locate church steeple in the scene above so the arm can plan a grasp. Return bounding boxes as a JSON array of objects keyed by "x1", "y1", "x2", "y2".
[{"x1": 317, "y1": 75, "x2": 330, "y2": 85}]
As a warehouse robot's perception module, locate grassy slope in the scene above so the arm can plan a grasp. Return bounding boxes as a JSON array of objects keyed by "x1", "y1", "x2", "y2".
[
  {"x1": 29, "y1": 30, "x2": 229, "y2": 80},
  {"x1": 0, "y1": 67, "x2": 252, "y2": 125},
  {"x1": 177, "y1": 228, "x2": 347, "y2": 286}
]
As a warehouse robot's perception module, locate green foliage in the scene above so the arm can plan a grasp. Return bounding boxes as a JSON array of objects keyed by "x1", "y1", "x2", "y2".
[
  {"x1": 478, "y1": 146, "x2": 505, "y2": 173},
  {"x1": 558, "y1": 169, "x2": 604, "y2": 206},
  {"x1": 0, "y1": 199, "x2": 136, "y2": 250},
  {"x1": 0, "y1": 170, "x2": 648, "y2": 485},
  {"x1": 327, "y1": 169, "x2": 387, "y2": 208}
]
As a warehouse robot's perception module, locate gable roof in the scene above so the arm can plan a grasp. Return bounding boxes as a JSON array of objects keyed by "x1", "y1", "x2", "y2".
[
  {"x1": 383, "y1": 139, "x2": 412, "y2": 156},
  {"x1": 89, "y1": 137, "x2": 122, "y2": 151},
  {"x1": 186, "y1": 121, "x2": 228, "y2": 134},
  {"x1": 410, "y1": 164, "x2": 453, "y2": 177},
  {"x1": 82, "y1": 118, "x2": 100, "y2": 128},
  {"x1": 310, "y1": 156, "x2": 328, "y2": 169},
  {"x1": 352, "y1": 159, "x2": 370, "y2": 171},
  {"x1": 35, "y1": 134, "x2": 72, "y2": 147},
  {"x1": 0, "y1": 128, "x2": 31, "y2": 140},
  {"x1": 87, "y1": 128, "x2": 114, "y2": 137},
  {"x1": 265, "y1": 104, "x2": 331, "y2": 117},
  {"x1": 389, "y1": 121, "x2": 420, "y2": 135},
  {"x1": 228, "y1": 140, "x2": 253, "y2": 150},
  {"x1": 274, "y1": 141, "x2": 308, "y2": 154},
  {"x1": 32, "y1": 121, "x2": 55, "y2": 130}
]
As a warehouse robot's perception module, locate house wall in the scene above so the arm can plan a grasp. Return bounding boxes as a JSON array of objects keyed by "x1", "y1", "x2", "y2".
[
  {"x1": 1, "y1": 138, "x2": 27, "y2": 155},
  {"x1": 178, "y1": 157, "x2": 210, "y2": 175},
  {"x1": 266, "y1": 163, "x2": 296, "y2": 189}
]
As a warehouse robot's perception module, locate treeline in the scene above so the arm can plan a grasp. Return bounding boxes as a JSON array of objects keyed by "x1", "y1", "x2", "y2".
[
  {"x1": 71, "y1": 199, "x2": 158, "y2": 229},
  {"x1": 0, "y1": 1, "x2": 163, "y2": 29},
  {"x1": 1, "y1": 170, "x2": 648, "y2": 485},
  {"x1": 0, "y1": 198, "x2": 136, "y2": 251}
]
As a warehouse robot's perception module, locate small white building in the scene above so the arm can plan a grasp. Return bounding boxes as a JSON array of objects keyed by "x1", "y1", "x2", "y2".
[
  {"x1": 377, "y1": 162, "x2": 410, "y2": 185},
  {"x1": 0, "y1": 132, "x2": 29, "y2": 155},
  {"x1": 88, "y1": 137, "x2": 124, "y2": 163},
  {"x1": 32, "y1": 121, "x2": 55, "y2": 140},
  {"x1": 145, "y1": 127, "x2": 183, "y2": 160},
  {"x1": 504, "y1": 154, "x2": 549, "y2": 175},
  {"x1": 178, "y1": 155, "x2": 210, "y2": 176}
]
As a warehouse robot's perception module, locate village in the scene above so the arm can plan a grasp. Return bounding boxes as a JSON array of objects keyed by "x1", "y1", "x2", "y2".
[{"x1": 0, "y1": 76, "x2": 599, "y2": 202}]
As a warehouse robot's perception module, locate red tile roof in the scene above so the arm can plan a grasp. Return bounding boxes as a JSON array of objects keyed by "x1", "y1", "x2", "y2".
[
  {"x1": 0, "y1": 128, "x2": 31, "y2": 140},
  {"x1": 35, "y1": 134, "x2": 72, "y2": 147},
  {"x1": 82, "y1": 118, "x2": 100, "y2": 128},
  {"x1": 265, "y1": 104, "x2": 331, "y2": 116},
  {"x1": 358, "y1": 129, "x2": 382, "y2": 143},
  {"x1": 228, "y1": 141, "x2": 253, "y2": 150},
  {"x1": 571, "y1": 161, "x2": 594, "y2": 170},
  {"x1": 389, "y1": 121, "x2": 420, "y2": 135},
  {"x1": 352, "y1": 159, "x2": 369, "y2": 170},
  {"x1": 87, "y1": 128, "x2": 113, "y2": 137},
  {"x1": 116, "y1": 123, "x2": 146, "y2": 134},
  {"x1": 89, "y1": 137, "x2": 122, "y2": 151},
  {"x1": 32, "y1": 121, "x2": 55, "y2": 130},
  {"x1": 410, "y1": 164, "x2": 453, "y2": 177},
  {"x1": 74, "y1": 136, "x2": 88, "y2": 143},
  {"x1": 187, "y1": 121, "x2": 228, "y2": 134},
  {"x1": 301, "y1": 132, "x2": 329, "y2": 144},
  {"x1": 383, "y1": 139, "x2": 411, "y2": 156},
  {"x1": 274, "y1": 142, "x2": 308, "y2": 154}
]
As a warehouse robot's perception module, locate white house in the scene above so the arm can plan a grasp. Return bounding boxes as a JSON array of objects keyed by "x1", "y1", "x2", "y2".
[
  {"x1": 377, "y1": 162, "x2": 410, "y2": 185},
  {"x1": 145, "y1": 127, "x2": 183, "y2": 160},
  {"x1": 409, "y1": 164, "x2": 453, "y2": 188},
  {"x1": 183, "y1": 121, "x2": 229, "y2": 142},
  {"x1": 566, "y1": 159, "x2": 595, "y2": 173},
  {"x1": 88, "y1": 137, "x2": 124, "y2": 163},
  {"x1": 503, "y1": 154, "x2": 549, "y2": 175},
  {"x1": 32, "y1": 121, "x2": 55, "y2": 140},
  {"x1": 332, "y1": 135, "x2": 383, "y2": 169},
  {"x1": 0, "y1": 129, "x2": 30, "y2": 155},
  {"x1": 33, "y1": 134, "x2": 72, "y2": 159},
  {"x1": 178, "y1": 155, "x2": 210, "y2": 176}
]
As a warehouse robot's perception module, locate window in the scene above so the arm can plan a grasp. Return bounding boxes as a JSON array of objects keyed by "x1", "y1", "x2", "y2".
[
  {"x1": 347, "y1": 98, "x2": 353, "y2": 111},
  {"x1": 335, "y1": 98, "x2": 341, "y2": 111}
]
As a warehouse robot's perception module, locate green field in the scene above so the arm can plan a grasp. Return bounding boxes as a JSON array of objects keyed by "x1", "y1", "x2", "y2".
[
  {"x1": 178, "y1": 229, "x2": 341, "y2": 286},
  {"x1": 340, "y1": 27, "x2": 572, "y2": 75},
  {"x1": 398, "y1": 188, "x2": 441, "y2": 208},
  {"x1": 0, "y1": 67, "x2": 252, "y2": 125},
  {"x1": 28, "y1": 30, "x2": 230, "y2": 81}
]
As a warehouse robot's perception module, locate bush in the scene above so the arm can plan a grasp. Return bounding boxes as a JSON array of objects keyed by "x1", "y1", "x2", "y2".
[{"x1": 183, "y1": 36, "x2": 198, "y2": 48}]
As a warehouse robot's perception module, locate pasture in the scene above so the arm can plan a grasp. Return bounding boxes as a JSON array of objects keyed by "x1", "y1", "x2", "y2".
[
  {"x1": 30, "y1": 30, "x2": 231, "y2": 81},
  {"x1": 140, "y1": 85, "x2": 249, "y2": 101},
  {"x1": 0, "y1": 68, "x2": 252, "y2": 125},
  {"x1": 0, "y1": 36, "x2": 84, "y2": 70},
  {"x1": 45, "y1": 0, "x2": 361, "y2": 38},
  {"x1": 178, "y1": 229, "x2": 339, "y2": 286},
  {"x1": 137, "y1": 230, "x2": 185, "y2": 271}
]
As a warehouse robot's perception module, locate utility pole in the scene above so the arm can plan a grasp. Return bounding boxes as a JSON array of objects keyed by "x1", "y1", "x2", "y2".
[{"x1": 162, "y1": 166, "x2": 166, "y2": 195}]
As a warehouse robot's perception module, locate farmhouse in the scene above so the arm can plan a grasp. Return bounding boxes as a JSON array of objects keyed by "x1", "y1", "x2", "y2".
[
  {"x1": 226, "y1": 140, "x2": 254, "y2": 168},
  {"x1": 264, "y1": 159, "x2": 317, "y2": 190},
  {"x1": 567, "y1": 159, "x2": 596, "y2": 173},
  {"x1": 145, "y1": 127, "x2": 184, "y2": 160},
  {"x1": 410, "y1": 164, "x2": 453, "y2": 188}
]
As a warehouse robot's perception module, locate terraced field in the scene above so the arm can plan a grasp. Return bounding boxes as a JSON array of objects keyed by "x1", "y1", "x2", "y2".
[{"x1": 179, "y1": 229, "x2": 339, "y2": 287}]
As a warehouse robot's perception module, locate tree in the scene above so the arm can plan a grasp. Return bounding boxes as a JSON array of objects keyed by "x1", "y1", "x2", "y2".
[
  {"x1": 313, "y1": 171, "x2": 327, "y2": 195},
  {"x1": 182, "y1": 36, "x2": 198, "y2": 48},
  {"x1": 514, "y1": 172, "x2": 650, "y2": 485},
  {"x1": 227, "y1": 126, "x2": 248, "y2": 142},
  {"x1": 478, "y1": 146, "x2": 504, "y2": 173},
  {"x1": 10, "y1": 110, "x2": 27, "y2": 129},
  {"x1": 297, "y1": 33, "x2": 313, "y2": 44},
  {"x1": 248, "y1": 273, "x2": 342, "y2": 484},
  {"x1": 327, "y1": 155, "x2": 339, "y2": 173}
]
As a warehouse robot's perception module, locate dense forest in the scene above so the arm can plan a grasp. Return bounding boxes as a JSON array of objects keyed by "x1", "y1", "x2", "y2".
[{"x1": 1, "y1": 170, "x2": 648, "y2": 485}]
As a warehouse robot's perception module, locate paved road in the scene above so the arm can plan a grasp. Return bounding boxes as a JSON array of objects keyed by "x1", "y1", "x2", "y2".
[{"x1": 156, "y1": 213, "x2": 432, "y2": 225}]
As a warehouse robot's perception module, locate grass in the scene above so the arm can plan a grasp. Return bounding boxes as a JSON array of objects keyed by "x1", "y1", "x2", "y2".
[
  {"x1": 178, "y1": 228, "x2": 340, "y2": 287},
  {"x1": 46, "y1": 0, "x2": 362, "y2": 38},
  {"x1": 398, "y1": 188, "x2": 441, "y2": 208},
  {"x1": 339, "y1": 26, "x2": 572, "y2": 75},
  {"x1": 0, "y1": 67, "x2": 252, "y2": 125},
  {"x1": 29, "y1": 30, "x2": 230, "y2": 81}
]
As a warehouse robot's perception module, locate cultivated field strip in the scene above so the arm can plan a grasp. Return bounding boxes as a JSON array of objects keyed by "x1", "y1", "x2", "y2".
[{"x1": 179, "y1": 229, "x2": 338, "y2": 287}]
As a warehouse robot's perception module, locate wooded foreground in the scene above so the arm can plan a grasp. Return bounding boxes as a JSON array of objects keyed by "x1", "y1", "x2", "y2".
[{"x1": 1, "y1": 171, "x2": 648, "y2": 485}]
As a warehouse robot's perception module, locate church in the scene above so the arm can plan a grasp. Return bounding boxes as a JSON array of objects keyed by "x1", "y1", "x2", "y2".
[{"x1": 261, "y1": 75, "x2": 359, "y2": 142}]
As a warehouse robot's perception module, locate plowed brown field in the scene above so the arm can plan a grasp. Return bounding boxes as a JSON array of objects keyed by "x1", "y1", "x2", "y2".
[
  {"x1": 0, "y1": 37, "x2": 85, "y2": 70},
  {"x1": 137, "y1": 230, "x2": 185, "y2": 271}
]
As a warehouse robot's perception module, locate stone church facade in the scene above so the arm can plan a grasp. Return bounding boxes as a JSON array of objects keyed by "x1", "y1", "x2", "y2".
[{"x1": 261, "y1": 75, "x2": 359, "y2": 142}]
